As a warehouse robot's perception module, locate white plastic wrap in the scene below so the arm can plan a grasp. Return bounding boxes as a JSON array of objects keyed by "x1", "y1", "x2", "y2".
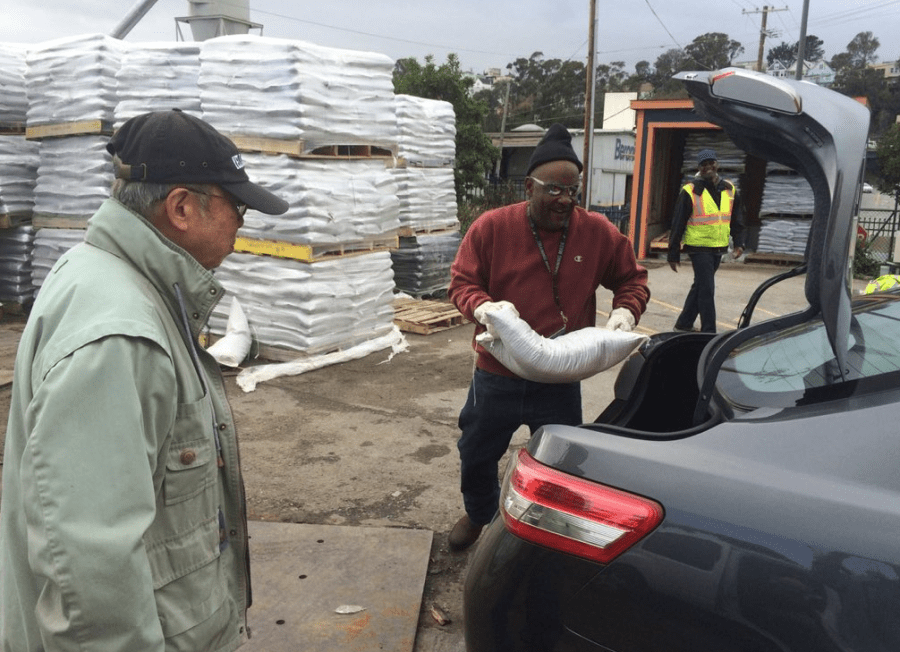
[
  {"x1": 476, "y1": 305, "x2": 648, "y2": 383},
  {"x1": 25, "y1": 34, "x2": 121, "y2": 126},
  {"x1": 115, "y1": 42, "x2": 201, "y2": 126},
  {"x1": 207, "y1": 297, "x2": 251, "y2": 367},
  {"x1": 0, "y1": 136, "x2": 39, "y2": 215},
  {"x1": 0, "y1": 225, "x2": 35, "y2": 304},
  {"x1": 392, "y1": 167, "x2": 459, "y2": 232},
  {"x1": 210, "y1": 251, "x2": 396, "y2": 355},
  {"x1": 199, "y1": 35, "x2": 398, "y2": 152},
  {"x1": 238, "y1": 156, "x2": 400, "y2": 244},
  {"x1": 31, "y1": 228, "x2": 84, "y2": 288},
  {"x1": 395, "y1": 94, "x2": 456, "y2": 165},
  {"x1": 0, "y1": 43, "x2": 28, "y2": 122},
  {"x1": 33, "y1": 136, "x2": 112, "y2": 219}
]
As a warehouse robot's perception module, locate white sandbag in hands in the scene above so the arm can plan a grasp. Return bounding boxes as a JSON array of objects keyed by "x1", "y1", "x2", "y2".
[
  {"x1": 475, "y1": 304, "x2": 648, "y2": 384},
  {"x1": 473, "y1": 300, "x2": 519, "y2": 340}
]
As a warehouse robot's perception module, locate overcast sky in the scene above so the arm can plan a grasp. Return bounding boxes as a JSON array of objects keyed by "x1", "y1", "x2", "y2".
[{"x1": 2, "y1": 0, "x2": 898, "y2": 75}]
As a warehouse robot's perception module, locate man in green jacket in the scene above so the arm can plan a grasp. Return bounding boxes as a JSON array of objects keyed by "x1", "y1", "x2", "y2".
[{"x1": 0, "y1": 109, "x2": 288, "y2": 651}]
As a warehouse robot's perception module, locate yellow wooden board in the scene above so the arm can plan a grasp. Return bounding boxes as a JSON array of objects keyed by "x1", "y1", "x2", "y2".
[
  {"x1": 26, "y1": 119, "x2": 113, "y2": 140},
  {"x1": 234, "y1": 235, "x2": 399, "y2": 263}
]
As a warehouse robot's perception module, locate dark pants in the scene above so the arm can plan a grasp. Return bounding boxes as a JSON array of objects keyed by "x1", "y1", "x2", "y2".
[
  {"x1": 456, "y1": 368, "x2": 582, "y2": 525},
  {"x1": 675, "y1": 251, "x2": 722, "y2": 333}
]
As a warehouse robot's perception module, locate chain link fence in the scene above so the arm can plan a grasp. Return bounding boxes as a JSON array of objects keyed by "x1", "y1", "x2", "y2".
[{"x1": 858, "y1": 207, "x2": 900, "y2": 265}]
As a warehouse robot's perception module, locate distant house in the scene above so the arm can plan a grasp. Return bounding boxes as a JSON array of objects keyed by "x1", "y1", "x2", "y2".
[
  {"x1": 766, "y1": 59, "x2": 835, "y2": 86},
  {"x1": 871, "y1": 61, "x2": 900, "y2": 84}
]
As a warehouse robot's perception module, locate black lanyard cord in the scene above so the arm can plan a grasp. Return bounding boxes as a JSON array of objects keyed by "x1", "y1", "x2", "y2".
[{"x1": 527, "y1": 208, "x2": 569, "y2": 326}]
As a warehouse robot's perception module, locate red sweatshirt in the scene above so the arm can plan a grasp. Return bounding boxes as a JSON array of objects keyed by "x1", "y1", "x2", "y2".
[{"x1": 449, "y1": 201, "x2": 650, "y2": 377}]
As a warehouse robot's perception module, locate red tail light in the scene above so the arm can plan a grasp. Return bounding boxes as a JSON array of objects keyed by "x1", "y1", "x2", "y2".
[{"x1": 500, "y1": 449, "x2": 663, "y2": 564}]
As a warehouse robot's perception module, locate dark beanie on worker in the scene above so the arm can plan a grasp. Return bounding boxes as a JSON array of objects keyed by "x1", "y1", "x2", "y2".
[{"x1": 526, "y1": 123, "x2": 583, "y2": 176}]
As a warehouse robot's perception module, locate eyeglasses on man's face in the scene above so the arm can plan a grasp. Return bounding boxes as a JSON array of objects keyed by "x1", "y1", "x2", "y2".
[
  {"x1": 529, "y1": 177, "x2": 582, "y2": 198},
  {"x1": 186, "y1": 188, "x2": 248, "y2": 217}
]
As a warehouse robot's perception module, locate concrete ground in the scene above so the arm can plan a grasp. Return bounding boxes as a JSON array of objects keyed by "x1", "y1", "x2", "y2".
[{"x1": 0, "y1": 260, "x2": 869, "y2": 651}]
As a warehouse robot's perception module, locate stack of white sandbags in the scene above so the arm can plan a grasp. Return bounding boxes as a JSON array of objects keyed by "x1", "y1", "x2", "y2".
[
  {"x1": 115, "y1": 42, "x2": 201, "y2": 126},
  {"x1": 210, "y1": 251, "x2": 396, "y2": 357},
  {"x1": 198, "y1": 35, "x2": 398, "y2": 152},
  {"x1": 757, "y1": 163, "x2": 815, "y2": 256},
  {"x1": 238, "y1": 155, "x2": 400, "y2": 244},
  {"x1": 198, "y1": 35, "x2": 401, "y2": 358},
  {"x1": 390, "y1": 95, "x2": 460, "y2": 296},
  {"x1": 395, "y1": 94, "x2": 456, "y2": 166},
  {"x1": 0, "y1": 226, "x2": 35, "y2": 307},
  {"x1": 26, "y1": 35, "x2": 119, "y2": 224},
  {"x1": 25, "y1": 34, "x2": 121, "y2": 127},
  {"x1": 31, "y1": 228, "x2": 85, "y2": 288},
  {"x1": 0, "y1": 43, "x2": 38, "y2": 219}
]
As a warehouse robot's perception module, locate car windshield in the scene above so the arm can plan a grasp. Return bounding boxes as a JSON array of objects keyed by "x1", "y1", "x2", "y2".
[{"x1": 717, "y1": 293, "x2": 900, "y2": 409}]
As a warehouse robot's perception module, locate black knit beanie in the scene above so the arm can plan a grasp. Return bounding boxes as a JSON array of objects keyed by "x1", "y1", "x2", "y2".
[{"x1": 526, "y1": 123, "x2": 583, "y2": 176}]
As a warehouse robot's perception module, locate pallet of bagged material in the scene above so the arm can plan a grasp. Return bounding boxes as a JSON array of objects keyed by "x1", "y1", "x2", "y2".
[
  {"x1": 26, "y1": 119, "x2": 114, "y2": 140},
  {"x1": 0, "y1": 212, "x2": 32, "y2": 229},
  {"x1": 392, "y1": 297, "x2": 468, "y2": 335},
  {"x1": 234, "y1": 234, "x2": 399, "y2": 263}
]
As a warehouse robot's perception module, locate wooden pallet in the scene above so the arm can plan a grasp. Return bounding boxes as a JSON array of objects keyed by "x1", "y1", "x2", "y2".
[
  {"x1": 397, "y1": 226, "x2": 460, "y2": 238},
  {"x1": 392, "y1": 298, "x2": 468, "y2": 335},
  {"x1": 233, "y1": 233, "x2": 399, "y2": 263},
  {"x1": 745, "y1": 252, "x2": 805, "y2": 266},
  {"x1": 32, "y1": 214, "x2": 89, "y2": 230},
  {"x1": 0, "y1": 121, "x2": 26, "y2": 135},
  {"x1": 0, "y1": 212, "x2": 32, "y2": 229},
  {"x1": 26, "y1": 119, "x2": 114, "y2": 140},
  {"x1": 227, "y1": 134, "x2": 396, "y2": 160}
]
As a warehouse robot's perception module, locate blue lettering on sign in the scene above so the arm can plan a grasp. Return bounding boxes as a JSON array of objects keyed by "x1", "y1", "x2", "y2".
[{"x1": 615, "y1": 138, "x2": 635, "y2": 162}]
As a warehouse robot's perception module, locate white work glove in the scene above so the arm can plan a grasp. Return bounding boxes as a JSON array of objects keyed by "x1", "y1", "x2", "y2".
[
  {"x1": 473, "y1": 300, "x2": 519, "y2": 340},
  {"x1": 605, "y1": 307, "x2": 636, "y2": 332}
]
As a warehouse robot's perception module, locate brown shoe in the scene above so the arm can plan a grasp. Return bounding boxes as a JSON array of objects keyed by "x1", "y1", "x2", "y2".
[{"x1": 449, "y1": 514, "x2": 483, "y2": 552}]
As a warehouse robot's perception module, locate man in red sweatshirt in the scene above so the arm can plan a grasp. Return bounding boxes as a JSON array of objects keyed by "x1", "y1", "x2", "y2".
[{"x1": 447, "y1": 123, "x2": 650, "y2": 551}]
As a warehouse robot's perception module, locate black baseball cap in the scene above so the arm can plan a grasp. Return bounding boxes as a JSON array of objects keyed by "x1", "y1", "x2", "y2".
[{"x1": 107, "y1": 109, "x2": 289, "y2": 215}]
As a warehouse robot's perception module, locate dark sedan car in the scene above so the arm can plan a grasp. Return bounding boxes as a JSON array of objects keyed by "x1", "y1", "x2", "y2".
[{"x1": 463, "y1": 68, "x2": 899, "y2": 652}]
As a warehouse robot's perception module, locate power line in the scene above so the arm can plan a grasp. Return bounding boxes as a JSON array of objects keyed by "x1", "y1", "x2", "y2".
[{"x1": 642, "y1": 0, "x2": 683, "y2": 50}]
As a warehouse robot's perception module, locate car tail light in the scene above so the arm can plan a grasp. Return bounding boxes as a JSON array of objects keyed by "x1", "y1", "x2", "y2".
[{"x1": 500, "y1": 448, "x2": 663, "y2": 564}]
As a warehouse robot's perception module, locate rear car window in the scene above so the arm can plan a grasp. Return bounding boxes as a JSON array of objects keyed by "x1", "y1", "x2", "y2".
[{"x1": 717, "y1": 294, "x2": 900, "y2": 409}]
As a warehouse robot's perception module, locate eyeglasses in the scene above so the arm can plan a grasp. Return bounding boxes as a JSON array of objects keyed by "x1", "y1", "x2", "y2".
[
  {"x1": 529, "y1": 177, "x2": 582, "y2": 198},
  {"x1": 186, "y1": 188, "x2": 248, "y2": 217}
]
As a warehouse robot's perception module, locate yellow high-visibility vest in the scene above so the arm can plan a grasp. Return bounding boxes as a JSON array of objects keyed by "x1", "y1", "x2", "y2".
[{"x1": 683, "y1": 181, "x2": 734, "y2": 248}]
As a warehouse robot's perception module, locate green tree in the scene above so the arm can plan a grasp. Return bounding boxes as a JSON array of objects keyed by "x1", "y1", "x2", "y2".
[
  {"x1": 684, "y1": 32, "x2": 744, "y2": 70},
  {"x1": 393, "y1": 54, "x2": 498, "y2": 202},
  {"x1": 794, "y1": 35, "x2": 825, "y2": 62},
  {"x1": 767, "y1": 41, "x2": 796, "y2": 67},
  {"x1": 651, "y1": 48, "x2": 693, "y2": 96},
  {"x1": 504, "y1": 52, "x2": 586, "y2": 129},
  {"x1": 875, "y1": 123, "x2": 900, "y2": 197},
  {"x1": 829, "y1": 32, "x2": 896, "y2": 134}
]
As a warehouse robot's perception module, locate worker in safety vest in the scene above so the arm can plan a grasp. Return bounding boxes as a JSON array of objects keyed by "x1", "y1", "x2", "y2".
[{"x1": 668, "y1": 148, "x2": 746, "y2": 333}]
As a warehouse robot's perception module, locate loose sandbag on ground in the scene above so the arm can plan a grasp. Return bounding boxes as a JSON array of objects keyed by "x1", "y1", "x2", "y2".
[{"x1": 476, "y1": 305, "x2": 648, "y2": 383}]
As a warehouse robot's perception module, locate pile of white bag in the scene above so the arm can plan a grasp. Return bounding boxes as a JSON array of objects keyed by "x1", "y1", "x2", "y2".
[{"x1": 115, "y1": 42, "x2": 201, "y2": 126}]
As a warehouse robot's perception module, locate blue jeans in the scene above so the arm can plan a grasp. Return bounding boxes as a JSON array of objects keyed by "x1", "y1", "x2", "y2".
[
  {"x1": 676, "y1": 251, "x2": 722, "y2": 333},
  {"x1": 456, "y1": 368, "x2": 582, "y2": 525}
]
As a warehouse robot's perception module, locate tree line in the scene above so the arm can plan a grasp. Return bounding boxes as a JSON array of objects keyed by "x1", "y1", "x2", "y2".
[{"x1": 393, "y1": 30, "x2": 900, "y2": 203}]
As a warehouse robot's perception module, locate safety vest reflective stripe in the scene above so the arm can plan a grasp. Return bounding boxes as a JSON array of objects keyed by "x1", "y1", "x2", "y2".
[{"x1": 683, "y1": 182, "x2": 734, "y2": 248}]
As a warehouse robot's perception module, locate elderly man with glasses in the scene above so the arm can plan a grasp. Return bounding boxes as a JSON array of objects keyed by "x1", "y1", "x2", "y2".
[
  {"x1": 447, "y1": 123, "x2": 650, "y2": 551},
  {"x1": 0, "y1": 109, "x2": 288, "y2": 651}
]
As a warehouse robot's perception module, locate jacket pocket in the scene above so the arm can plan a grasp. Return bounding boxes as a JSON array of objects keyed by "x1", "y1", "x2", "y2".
[
  {"x1": 146, "y1": 515, "x2": 231, "y2": 638},
  {"x1": 164, "y1": 396, "x2": 216, "y2": 505}
]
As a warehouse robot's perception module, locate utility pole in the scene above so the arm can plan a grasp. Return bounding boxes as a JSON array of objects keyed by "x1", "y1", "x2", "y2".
[
  {"x1": 743, "y1": 5, "x2": 788, "y2": 72},
  {"x1": 795, "y1": 0, "x2": 811, "y2": 80},
  {"x1": 582, "y1": 0, "x2": 597, "y2": 208}
]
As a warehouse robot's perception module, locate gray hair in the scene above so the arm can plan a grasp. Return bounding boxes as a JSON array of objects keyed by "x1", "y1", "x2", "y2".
[{"x1": 111, "y1": 175, "x2": 214, "y2": 221}]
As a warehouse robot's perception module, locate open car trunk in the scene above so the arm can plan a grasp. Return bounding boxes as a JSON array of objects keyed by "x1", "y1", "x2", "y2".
[{"x1": 588, "y1": 68, "x2": 870, "y2": 439}]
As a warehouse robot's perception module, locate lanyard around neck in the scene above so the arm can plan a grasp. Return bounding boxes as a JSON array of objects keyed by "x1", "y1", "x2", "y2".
[{"x1": 527, "y1": 208, "x2": 569, "y2": 326}]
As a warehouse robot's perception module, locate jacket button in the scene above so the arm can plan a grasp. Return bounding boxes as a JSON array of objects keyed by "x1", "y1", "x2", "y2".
[
  {"x1": 180, "y1": 449, "x2": 197, "y2": 465},
  {"x1": 218, "y1": 422, "x2": 227, "y2": 430}
]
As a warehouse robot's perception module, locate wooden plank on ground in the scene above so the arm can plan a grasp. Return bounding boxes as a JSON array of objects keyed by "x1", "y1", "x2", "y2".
[{"x1": 392, "y1": 298, "x2": 467, "y2": 335}]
